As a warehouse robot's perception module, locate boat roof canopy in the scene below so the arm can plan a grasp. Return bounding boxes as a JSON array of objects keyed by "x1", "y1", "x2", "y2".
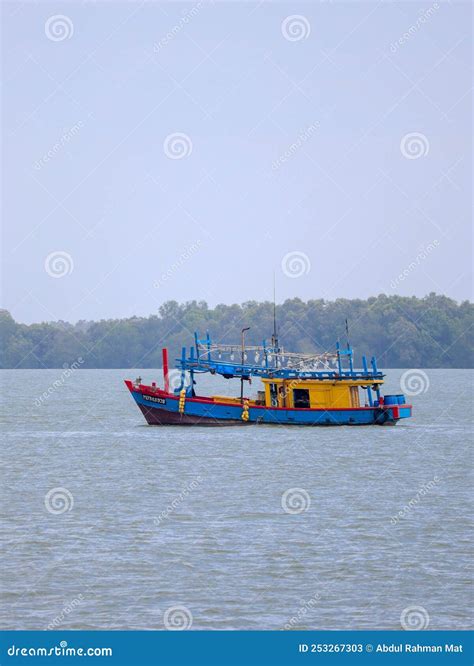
[{"x1": 173, "y1": 332, "x2": 385, "y2": 382}]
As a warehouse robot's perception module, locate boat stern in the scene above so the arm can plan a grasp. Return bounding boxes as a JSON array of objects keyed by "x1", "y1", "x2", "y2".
[{"x1": 377, "y1": 394, "x2": 412, "y2": 424}]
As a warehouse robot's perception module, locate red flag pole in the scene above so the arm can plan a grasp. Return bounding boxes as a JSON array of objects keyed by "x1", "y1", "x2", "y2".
[{"x1": 162, "y1": 348, "x2": 169, "y2": 393}]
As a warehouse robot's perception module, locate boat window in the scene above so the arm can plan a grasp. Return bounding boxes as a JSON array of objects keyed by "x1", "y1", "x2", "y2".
[
  {"x1": 270, "y1": 383, "x2": 278, "y2": 407},
  {"x1": 293, "y1": 389, "x2": 310, "y2": 408},
  {"x1": 350, "y1": 386, "x2": 360, "y2": 407},
  {"x1": 278, "y1": 385, "x2": 286, "y2": 407}
]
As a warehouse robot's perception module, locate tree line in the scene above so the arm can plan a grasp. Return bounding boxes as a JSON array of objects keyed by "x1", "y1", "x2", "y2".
[{"x1": 1, "y1": 293, "x2": 472, "y2": 369}]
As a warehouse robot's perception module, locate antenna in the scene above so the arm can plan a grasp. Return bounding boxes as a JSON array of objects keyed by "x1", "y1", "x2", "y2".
[{"x1": 272, "y1": 272, "x2": 278, "y2": 349}]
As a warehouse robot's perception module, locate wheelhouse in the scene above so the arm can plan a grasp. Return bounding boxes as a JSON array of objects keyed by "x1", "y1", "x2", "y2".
[{"x1": 260, "y1": 376, "x2": 384, "y2": 410}]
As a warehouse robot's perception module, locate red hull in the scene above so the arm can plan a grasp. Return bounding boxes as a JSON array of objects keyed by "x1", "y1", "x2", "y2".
[{"x1": 137, "y1": 403, "x2": 245, "y2": 426}]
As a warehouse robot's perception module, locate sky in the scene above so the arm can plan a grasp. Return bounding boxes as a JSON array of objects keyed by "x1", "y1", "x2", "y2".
[{"x1": 1, "y1": 0, "x2": 472, "y2": 324}]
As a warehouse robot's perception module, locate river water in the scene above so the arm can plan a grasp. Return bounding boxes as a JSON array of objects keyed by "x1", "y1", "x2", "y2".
[{"x1": 1, "y1": 368, "x2": 472, "y2": 631}]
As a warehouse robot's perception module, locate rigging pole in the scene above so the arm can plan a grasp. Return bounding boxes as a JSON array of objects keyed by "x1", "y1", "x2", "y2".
[{"x1": 272, "y1": 272, "x2": 278, "y2": 350}]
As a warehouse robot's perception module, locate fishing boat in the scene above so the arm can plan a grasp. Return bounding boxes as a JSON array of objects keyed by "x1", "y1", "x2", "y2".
[{"x1": 125, "y1": 329, "x2": 412, "y2": 426}]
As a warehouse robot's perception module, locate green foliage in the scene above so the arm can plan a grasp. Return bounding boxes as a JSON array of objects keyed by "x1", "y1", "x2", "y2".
[{"x1": 0, "y1": 294, "x2": 472, "y2": 369}]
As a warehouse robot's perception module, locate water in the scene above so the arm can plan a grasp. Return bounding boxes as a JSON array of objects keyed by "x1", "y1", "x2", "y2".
[{"x1": 1, "y1": 369, "x2": 472, "y2": 631}]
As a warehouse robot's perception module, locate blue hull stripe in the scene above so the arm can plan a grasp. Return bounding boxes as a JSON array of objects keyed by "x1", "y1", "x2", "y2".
[{"x1": 132, "y1": 392, "x2": 409, "y2": 425}]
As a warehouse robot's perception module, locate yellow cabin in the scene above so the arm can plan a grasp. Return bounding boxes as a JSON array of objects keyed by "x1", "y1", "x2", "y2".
[{"x1": 260, "y1": 377, "x2": 384, "y2": 409}]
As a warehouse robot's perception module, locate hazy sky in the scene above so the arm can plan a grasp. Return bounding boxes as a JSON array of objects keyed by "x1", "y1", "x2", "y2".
[{"x1": 2, "y1": 0, "x2": 472, "y2": 324}]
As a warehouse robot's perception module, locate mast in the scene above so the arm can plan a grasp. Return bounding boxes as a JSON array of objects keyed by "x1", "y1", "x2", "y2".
[
  {"x1": 240, "y1": 327, "x2": 250, "y2": 403},
  {"x1": 345, "y1": 318, "x2": 354, "y2": 373},
  {"x1": 272, "y1": 272, "x2": 278, "y2": 350}
]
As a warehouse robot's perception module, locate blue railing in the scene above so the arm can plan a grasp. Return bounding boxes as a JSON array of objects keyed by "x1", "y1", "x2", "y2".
[
  {"x1": 173, "y1": 332, "x2": 384, "y2": 382},
  {"x1": 176, "y1": 358, "x2": 384, "y2": 381}
]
